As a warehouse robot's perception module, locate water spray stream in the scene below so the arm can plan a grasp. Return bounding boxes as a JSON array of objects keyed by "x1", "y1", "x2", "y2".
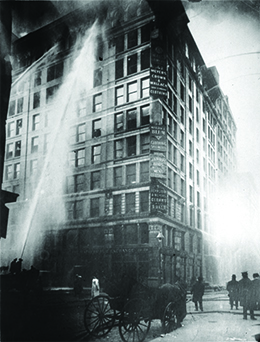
[{"x1": 19, "y1": 21, "x2": 99, "y2": 263}]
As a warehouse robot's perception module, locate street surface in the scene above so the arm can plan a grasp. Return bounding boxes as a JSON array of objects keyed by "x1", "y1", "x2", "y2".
[
  {"x1": 1, "y1": 289, "x2": 259, "y2": 341},
  {"x1": 81, "y1": 291, "x2": 260, "y2": 342}
]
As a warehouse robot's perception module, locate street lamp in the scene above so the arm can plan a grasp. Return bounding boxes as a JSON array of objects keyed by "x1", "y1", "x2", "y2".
[{"x1": 156, "y1": 231, "x2": 165, "y2": 286}]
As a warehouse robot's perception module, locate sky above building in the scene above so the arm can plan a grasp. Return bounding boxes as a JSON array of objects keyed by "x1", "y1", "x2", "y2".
[{"x1": 182, "y1": 0, "x2": 260, "y2": 192}]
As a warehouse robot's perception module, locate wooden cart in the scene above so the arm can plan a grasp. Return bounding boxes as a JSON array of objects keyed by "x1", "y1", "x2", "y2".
[{"x1": 84, "y1": 276, "x2": 187, "y2": 342}]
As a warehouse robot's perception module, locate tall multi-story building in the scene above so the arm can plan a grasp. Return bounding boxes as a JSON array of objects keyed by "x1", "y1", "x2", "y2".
[{"x1": 1, "y1": 0, "x2": 236, "y2": 287}]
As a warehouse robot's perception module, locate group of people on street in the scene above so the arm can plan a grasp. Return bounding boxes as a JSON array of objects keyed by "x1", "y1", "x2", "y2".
[
  {"x1": 190, "y1": 271, "x2": 260, "y2": 321},
  {"x1": 227, "y1": 271, "x2": 260, "y2": 320}
]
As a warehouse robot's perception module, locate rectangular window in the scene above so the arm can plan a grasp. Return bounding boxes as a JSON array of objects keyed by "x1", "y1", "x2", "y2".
[
  {"x1": 9, "y1": 100, "x2": 16, "y2": 116},
  {"x1": 126, "y1": 136, "x2": 136, "y2": 156},
  {"x1": 189, "y1": 95, "x2": 193, "y2": 113},
  {"x1": 197, "y1": 211, "x2": 201, "y2": 229},
  {"x1": 197, "y1": 191, "x2": 200, "y2": 207},
  {"x1": 168, "y1": 167, "x2": 172, "y2": 188},
  {"x1": 189, "y1": 162, "x2": 193, "y2": 179},
  {"x1": 180, "y1": 83, "x2": 185, "y2": 101},
  {"x1": 140, "y1": 223, "x2": 149, "y2": 244},
  {"x1": 141, "y1": 133, "x2": 150, "y2": 154},
  {"x1": 173, "y1": 121, "x2": 177, "y2": 140},
  {"x1": 34, "y1": 70, "x2": 42, "y2": 87},
  {"x1": 30, "y1": 159, "x2": 38, "y2": 175},
  {"x1": 91, "y1": 171, "x2": 100, "y2": 190},
  {"x1": 115, "y1": 86, "x2": 124, "y2": 106},
  {"x1": 33, "y1": 92, "x2": 40, "y2": 109},
  {"x1": 125, "y1": 193, "x2": 135, "y2": 214},
  {"x1": 127, "y1": 54, "x2": 137, "y2": 75},
  {"x1": 140, "y1": 161, "x2": 149, "y2": 182},
  {"x1": 141, "y1": 23, "x2": 150, "y2": 43},
  {"x1": 127, "y1": 108, "x2": 137, "y2": 129},
  {"x1": 93, "y1": 68, "x2": 102, "y2": 87},
  {"x1": 196, "y1": 149, "x2": 199, "y2": 164},
  {"x1": 75, "y1": 174, "x2": 85, "y2": 192},
  {"x1": 7, "y1": 122, "x2": 15, "y2": 138},
  {"x1": 173, "y1": 172, "x2": 177, "y2": 191},
  {"x1": 5, "y1": 165, "x2": 12, "y2": 180},
  {"x1": 115, "y1": 35, "x2": 124, "y2": 54},
  {"x1": 189, "y1": 140, "x2": 193, "y2": 156},
  {"x1": 14, "y1": 163, "x2": 20, "y2": 179},
  {"x1": 127, "y1": 82, "x2": 137, "y2": 102},
  {"x1": 126, "y1": 164, "x2": 136, "y2": 184},
  {"x1": 115, "y1": 112, "x2": 124, "y2": 132},
  {"x1": 196, "y1": 170, "x2": 200, "y2": 187},
  {"x1": 196, "y1": 107, "x2": 199, "y2": 123},
  {"x1": 196, "y1": 128, "x2": 199, "y2": 143},
  {"x1": 181, "y1": 178, "x2": 185, "y2": 196},
  {"x1": 168, "y1": 141, "x2": 172, "y2": 161},
  {"x1": 90, "y1": 198, "x2": 99, "y2": 217},
  {"x1": 140, "y1": 191, "x2": 149, "y2": 212},
  {"x1": 77, "y1": 98, "x2": 86, "y2": 117},
  {"x1": 77, "y1": 124, "x2": 86, "y2": 142},
  {"x1": 125, "y1": 224, "x2": 138, "y2": 244},
  {"x1": 128, "y1": 29, "x2": 137, "y2": 49},
  {"x1": 190, "y1": 207, "x2": 193, "y2": 226},
  {"x1": 47, "y1": 62, "x2": 63, "y2": 82},
  {"x1": 31, "y1": 137, "x2": 38, "y2": 153},
  {"x1": 189, "y1": 117, "x2": 193, "y2": 134},
  {"x1": 114, "y1": 225, "x2": 123, "y2": 245},
  {"x1": 93, "y1": 93, "x2": 102, "y2": 112},
  {"x1": 189, "y1": 235, "x2": 194, "y2": 253},
  {"x1": 92, "y1": 119, "x2": 101, "y2": 138},
  {"x1": 180, "y1": 154, "x2": 184, "y2": 172},
  {"x1": 180, "y1": 106, "x2": 184, "y2": 124},
  {"x1": 173, "y1": 146, "x2": 177, "y2": 164},
  {"x1": 190, "y1": 185, "x2": 193, "y2": 202},
  {"x1": 46, "y1": 85, "x2": 59, "y2": 103},
  {"x1": 75, "y1": 200, "x2": 83, "y2": 219},
  {"x1": 114, "y1": 140, "x2": 123, "y2": 159},
  {"x1": 180, "y1": 130, "x2": 184, "y2": 147},
  {"x1": 113, "y1": 194, "x2": 121, "y2": 215},
  {"x1": 115, "y1": 59, "x2": 124, "y2": 79},
  {"x1": 168, "y1": 195, "x2": 172, "y2": 216},
  {"x1": 92, "y1": 145, "x2": 101, "y2": 164},
  {"x1": 141, "y1": 48, "x2": 150, "y2": 70},
  {"x1": 141, "y1": 78, "x2": 149, "y2": 98},
  {"x1": 114, "y1": 166, "x2": 122, "y2": 186},
  {"x1": 15, "y1": 141, "x2": 21, "y2": 157},
  {"x1": 71, "y1": 148, "x2": 85, "y2": 167},
  {"x1": 141, "y1": 105, "x2": 149, "y2": 126},
  {"x1": 17, "y1": 98, "x2": 24, "y2": 114},
  {"x1": 32, "y1": 114, "x2": 40, "y2": 131}
]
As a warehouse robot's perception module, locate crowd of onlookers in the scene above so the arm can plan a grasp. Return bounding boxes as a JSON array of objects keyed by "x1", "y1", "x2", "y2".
[{"x1": 226, "y1": 271, "x2": 260, "y2": 320}]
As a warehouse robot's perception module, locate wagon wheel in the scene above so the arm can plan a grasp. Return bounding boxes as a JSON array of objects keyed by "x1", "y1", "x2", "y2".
[
  {"x1": 119, "y1": 298, "x2": 151, "y2": 342},
  {"x1": 162, "y1": 301, "x2": 178, "y2": 334},
  {"x1": 84, "y1": 295, "x2": 115, "y2": 337}
]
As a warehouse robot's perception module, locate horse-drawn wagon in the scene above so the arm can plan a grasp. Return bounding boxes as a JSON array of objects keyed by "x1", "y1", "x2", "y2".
[{"x1": 84, "y1": 275, "x2": 187, "y2": 342}]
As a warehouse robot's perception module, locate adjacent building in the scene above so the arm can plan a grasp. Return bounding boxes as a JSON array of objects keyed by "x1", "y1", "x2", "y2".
[{"x1": 1, "y1": 0, "x2": 236, "y2": 287}]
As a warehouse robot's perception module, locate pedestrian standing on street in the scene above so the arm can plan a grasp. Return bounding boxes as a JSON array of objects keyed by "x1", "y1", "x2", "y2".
[
  {"x1": 238, "y1": 271, "x2": 256, "y2": 320},
  {"x1": 252, "y1": 273, "x2": 260, "y2": 310},
  {"x1": 227, "y1": 274, "x2": 239, "y2": 310},
  {"x1": 91, "y1": 276, "x2": 100, "y2": 298},
  {"x1": 191, "y1": 276, "x2": 205, "y2": 311}
]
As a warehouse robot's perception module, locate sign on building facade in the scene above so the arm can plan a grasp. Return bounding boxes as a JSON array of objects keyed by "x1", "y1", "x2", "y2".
[{"x1": 150, "y1": 28, "x2": 167, "y2": 98}]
